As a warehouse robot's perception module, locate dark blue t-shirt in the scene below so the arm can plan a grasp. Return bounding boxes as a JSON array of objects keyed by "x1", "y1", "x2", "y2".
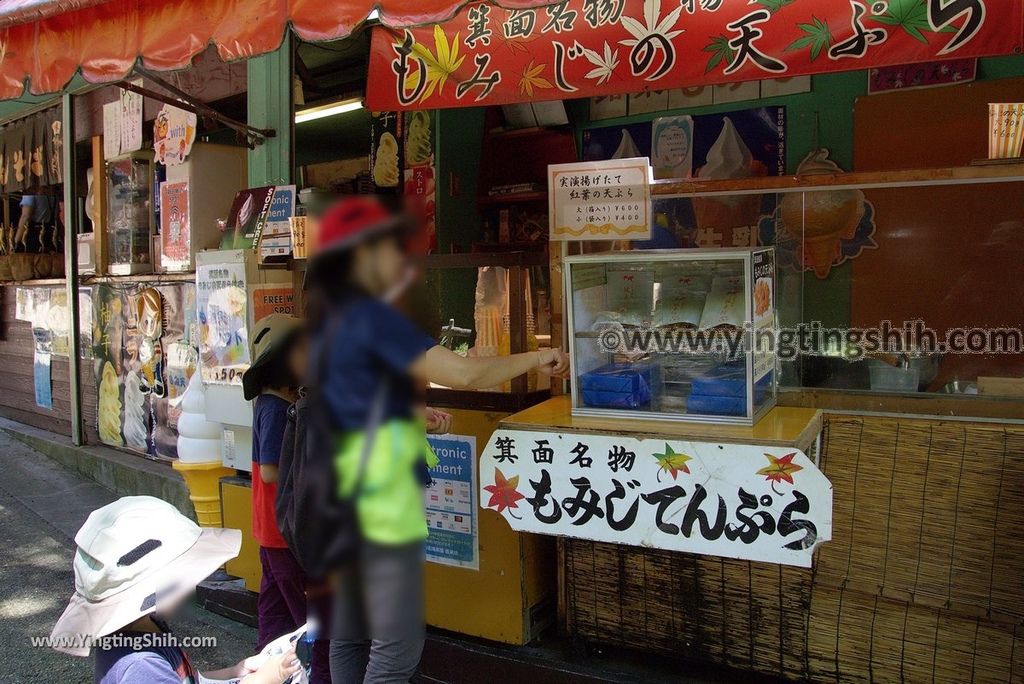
[
  {"x1": 94, "y1": 634, "x2": 194, "y2": 683},
  {"x1": 252, "y1": 393, "x2": 291, "y2": 467},
  {"x1": 315, "y1": 296, "x2": 436, "y2": 431}
]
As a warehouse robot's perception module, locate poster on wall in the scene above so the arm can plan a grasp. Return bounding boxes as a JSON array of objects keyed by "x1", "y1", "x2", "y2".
[
  {"x1": 92, "y1": 283, "x2": 196, "y2": 457},
  {"x1": 367, "y1": 0, "x2": 1019, "y2": 110},
  {"x1": 760, "y1": 149, "x2": 877, "y2": 279},
  {"x1": 425, "y1": 434, "x2": 479, "y2": 570},
  {"x1": 585, "y1": 107, "x2": 785, "y2": 249},
  {"x1": 160, "y1": 181, "x2": 191, "y2": 270},
  {"x1": 153, "y1": 104, "x2": 197, "y2": 166},
  {"x1": 197, "y1": 259, "x2": 249, "y2": 385},
  {"x1": 103, "y1": 101, "x2": 121, "y2": 160},
  {"x1": 33, "y1": 352, "x2": 52, "y2": 409},
  {"x1": 868, "y1": 59, "x2": 976, "y2": 94},
  {"x1": 119, "y1": 85, "x2": 143, "y2": 154},
  {"x1": 480, "y1": 429, "x2": 832, "y2": 567},
  {"x1": 370, "y1": 111, "x2": 403, "y2": 191},
  {"x1": 651, "y1": 115, "x2": 693, "y2": 181},
  {"x1": 403, "y1": 110, "x2": 436, "y2": 252}
]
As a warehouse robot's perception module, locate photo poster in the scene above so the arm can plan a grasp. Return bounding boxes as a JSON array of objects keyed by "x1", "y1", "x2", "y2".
[
  {"x1": 197, "y1": 259, "x2": 249, "y2": 385},
  {"x1": 92, "y1": 283, "x2": 195, "y2": 458},
  {"x1": 222, "y1": 186, "x2": 275, "y2": 249},
  {"x1": 33, "y1": 351, "x2": 51, "y2": 409},
  {"x1": 370, "y1": 111, "x2": 402, "y2": 192},
  {"x1": 403, "y1": 110, "x2": 436, "y2": 253},
  {"x1": 160, "y1": 181, "x2": 191, "y2": 269},
  {"x1": 582, "y1": 107, "x2": 786, "y2": 249},
  {"x1": 424, "y1": 434, "x2": 479, "y2": 570}
]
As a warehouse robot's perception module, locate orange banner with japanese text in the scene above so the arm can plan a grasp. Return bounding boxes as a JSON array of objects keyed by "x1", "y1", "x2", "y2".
[{"x1": 367, "y1": 0, "x2": 1023, "y2": 110}]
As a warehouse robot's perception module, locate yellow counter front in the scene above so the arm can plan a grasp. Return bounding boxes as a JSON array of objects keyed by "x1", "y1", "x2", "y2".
[{"x1": 500, "y1": 395, "x2": 822, "y2": 452}]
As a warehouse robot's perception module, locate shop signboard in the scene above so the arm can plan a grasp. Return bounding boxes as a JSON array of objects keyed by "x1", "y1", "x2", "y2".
[
  {"x1": 549, "y1": 157, "x2": 650, "y2": 241},
  {"x1": 153, "y1": 104, "x2": 197, "y2": 166},
  {"x1": 251, "y1": 286, "x2": 296, "y2": 320},
  {"x1": 425, "y1": 434, "x2": 479, "y2": 570},
  {"x1": 367, "y1": 0, "x2": 1019, "y2": 110},
  {"x1": 480, "y1": 429, "x2": 832, "y2": 567}
]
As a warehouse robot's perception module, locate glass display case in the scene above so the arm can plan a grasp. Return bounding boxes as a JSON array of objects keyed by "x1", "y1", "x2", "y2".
[
  {"x1": 106, "y1": 151, "x2": 156, "y2": 275},
  {"x1": 565, "y1": 248, "x2": 777, "y2": 425}
]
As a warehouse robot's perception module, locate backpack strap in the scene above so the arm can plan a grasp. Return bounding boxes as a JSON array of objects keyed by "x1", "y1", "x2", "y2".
[{"x1": 349, "y1": 378, "x2": 389, "y2": 499}]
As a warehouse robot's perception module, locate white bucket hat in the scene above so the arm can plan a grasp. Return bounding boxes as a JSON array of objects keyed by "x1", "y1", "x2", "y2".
[{"x1": 50, "y1": 496, "x2": 241, "y2": 656}]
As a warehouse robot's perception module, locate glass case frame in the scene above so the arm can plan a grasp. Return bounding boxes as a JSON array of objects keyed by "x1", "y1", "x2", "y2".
[{"x1": 564, "y1": 247, "x2": 778, "y2": 426}]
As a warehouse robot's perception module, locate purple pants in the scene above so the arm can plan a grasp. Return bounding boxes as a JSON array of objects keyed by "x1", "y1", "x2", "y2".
[{"x1": 258, "y1": 546, "x2": 331, "y2": 684}]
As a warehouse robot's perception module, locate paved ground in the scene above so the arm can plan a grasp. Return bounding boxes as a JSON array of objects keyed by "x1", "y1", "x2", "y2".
[{"x1": 0, "y1": 429, "x2": 256, "y2": 683}]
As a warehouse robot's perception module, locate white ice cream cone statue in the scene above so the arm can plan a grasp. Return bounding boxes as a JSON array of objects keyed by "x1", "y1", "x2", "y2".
[{"x1": 172, "y1": 371, "x2": 232, "y2": 527}]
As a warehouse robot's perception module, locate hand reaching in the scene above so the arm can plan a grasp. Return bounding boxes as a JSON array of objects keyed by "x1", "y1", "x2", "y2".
[{"x1": 536, "y1": 349, "x2": 570, "y2": 378}]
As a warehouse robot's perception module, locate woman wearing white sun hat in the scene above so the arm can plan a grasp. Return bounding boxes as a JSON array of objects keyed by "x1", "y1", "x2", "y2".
[{"x1": 50, "y1": 495, "x2": 301, "y2": 684}]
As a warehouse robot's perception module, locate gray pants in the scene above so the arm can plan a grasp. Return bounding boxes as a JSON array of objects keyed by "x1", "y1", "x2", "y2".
[{"x1": 329, "y1": 542, "x2": 425, "y2": 684}]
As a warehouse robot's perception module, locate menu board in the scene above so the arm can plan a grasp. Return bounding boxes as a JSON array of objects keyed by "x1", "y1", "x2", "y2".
[{"x1": 548, "y1": 158, "x2": 650, "y2": 241}]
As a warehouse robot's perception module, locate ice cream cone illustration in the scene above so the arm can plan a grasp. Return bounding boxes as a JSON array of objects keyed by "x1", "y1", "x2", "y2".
[
  {"x1": 692, "y1": 118, "x2": 767, "y2": 235},
  {"x1": 802, "y1": 233, "x2": 843, "y2": 279}
]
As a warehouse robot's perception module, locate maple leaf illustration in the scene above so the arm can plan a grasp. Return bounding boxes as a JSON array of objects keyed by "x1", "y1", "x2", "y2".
[
  {"x1": 619, "y1": 0, "x2": 684, "y2": 81},
  {"x1": 484, "y1": 467, "x2": 525, "y2": 518},
  {"x1": 786, "y1": 16, "x2": 833, "y2": 61},
  {"x1": 581, "y1": 41, "x2": 620, "y2": 85},
  {"x1": 755, "y1": 0, "x2": 795, "y2": 12},
  {"x1": 519, "y1": 60, "x2": 553, "y2": 98},
  {"x1": 402, "y1": 25, "x2": 467, "y2": 101},
  {"x1": 703, "y1": 35, "x2": 735, "y2": 74},
  {"x1": 757, "y1": 452, "x2": 804, "y2": 493},
  {"x1": 653, "y1": 442, "x2": 692, "y2": 481},
  {"x1": 872, "y1": 0, "x2": 956, "y2": 44}
]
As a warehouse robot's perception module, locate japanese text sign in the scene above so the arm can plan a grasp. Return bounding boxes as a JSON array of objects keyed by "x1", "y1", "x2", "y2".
[
  {"x1": 480, "y1": 428, "x2": 832, "y2": 567},
  {"x1": 367, "y1": 0, "x2": 1021, "y2": 110},
  {"x1": 549, "y1": 157, "x2": 651, "y2": 241}
]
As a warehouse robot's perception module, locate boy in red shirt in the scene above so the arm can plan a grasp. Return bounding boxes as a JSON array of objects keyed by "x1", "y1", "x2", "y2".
[{"x1": 242, "y1": 314, "x2": 327, "y2": 682}]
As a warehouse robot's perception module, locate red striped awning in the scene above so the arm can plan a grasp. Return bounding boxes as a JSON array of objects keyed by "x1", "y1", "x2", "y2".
[{"x1": 0, "y1": 0, "x2": 555, "y2": 100}]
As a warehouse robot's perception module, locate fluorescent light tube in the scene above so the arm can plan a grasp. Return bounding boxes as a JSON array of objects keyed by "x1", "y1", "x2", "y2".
[{"x1": 295, "y1": 98, "x2": 363, "y2": 124}]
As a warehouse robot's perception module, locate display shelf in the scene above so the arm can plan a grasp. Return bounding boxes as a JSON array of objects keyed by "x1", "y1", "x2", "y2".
[
  {"x1": 420, "y1": 250, "x2": 548, "y2": 269},
  {"x1": 652, "y1": 162, "x2": 1024, "y2": 198},
  {"x1": 84, "y1": 272, "x2": 196, "y2": 284},
  {"x1": 485, "y1": 125, "x2": 571, "y2": 140},
  {"x1": 426, "y1": 388, "x2": 551, "y2": 414},
  {"x1": 478, "y1": 191, "x2": 548, "y2": 206}
]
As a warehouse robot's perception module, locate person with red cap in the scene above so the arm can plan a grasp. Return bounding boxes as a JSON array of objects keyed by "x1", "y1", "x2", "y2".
[{"x1": 303, "y1": 196, "x2": 568, "y2": 683}]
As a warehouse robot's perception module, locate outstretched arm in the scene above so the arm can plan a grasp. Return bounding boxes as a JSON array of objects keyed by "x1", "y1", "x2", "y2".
[{"x1": 409, "y1": 345, "x2": 568, "y2": 391}]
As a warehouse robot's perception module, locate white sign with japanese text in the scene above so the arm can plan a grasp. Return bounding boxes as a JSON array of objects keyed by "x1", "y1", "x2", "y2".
[
  {"x1": 548, "y1": 157, "x2": 651, "y2": 241},
  {"x1": 480, "y1": 429, "x2": 831, "y2": 567}
]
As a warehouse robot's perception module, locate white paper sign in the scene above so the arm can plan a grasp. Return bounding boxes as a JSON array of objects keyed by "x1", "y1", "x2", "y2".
[
  {"x1": 102, "y1": 101, "x2": 121, "y2": 160},
  {"x1": 548, "y1": 157, "x2": 651, "y2": 241},
  {"x1": 480, "y1": 429, "x2": 831, "y2": 567},
  {"x1": 119, "y1": 85, "x2": 143, "y2": 153}
]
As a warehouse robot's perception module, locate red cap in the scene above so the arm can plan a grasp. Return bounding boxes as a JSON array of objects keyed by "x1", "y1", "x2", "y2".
[{"x1": 314, "y1": 196, "x2": 395, "y2": 254}]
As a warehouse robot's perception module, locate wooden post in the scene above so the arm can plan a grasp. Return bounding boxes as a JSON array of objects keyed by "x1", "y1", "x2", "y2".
[
  {"x1": 91, "y1": 135, "x2": 107, "y2": 276},
  {"x1": 63, "y1": 93, "x2": 83, "y2": 445}
]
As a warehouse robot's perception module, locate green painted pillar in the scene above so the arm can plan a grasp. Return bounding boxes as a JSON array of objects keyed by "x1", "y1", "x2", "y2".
[{"x1": 247, "y1": 33, "x2": 293, "y2": 186}]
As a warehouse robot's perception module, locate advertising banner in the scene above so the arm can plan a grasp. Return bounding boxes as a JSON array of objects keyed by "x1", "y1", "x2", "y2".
[{"x1": 368, "y1": 0, "x2": 1019, "y2": 110}]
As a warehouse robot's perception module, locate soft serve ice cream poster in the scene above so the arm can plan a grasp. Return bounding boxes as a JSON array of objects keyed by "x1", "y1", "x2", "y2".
[{"x1": 582, "y1": 106, "x2": 785, "y2": 249}]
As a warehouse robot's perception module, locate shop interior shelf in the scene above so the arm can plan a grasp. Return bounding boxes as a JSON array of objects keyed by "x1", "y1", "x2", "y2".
[
  {"x1": 477, "y1": 191, "x2": 548, "y2": 206},
  {"x1": 420, "y1": 250, "x2": 548, "y2": 269}
]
